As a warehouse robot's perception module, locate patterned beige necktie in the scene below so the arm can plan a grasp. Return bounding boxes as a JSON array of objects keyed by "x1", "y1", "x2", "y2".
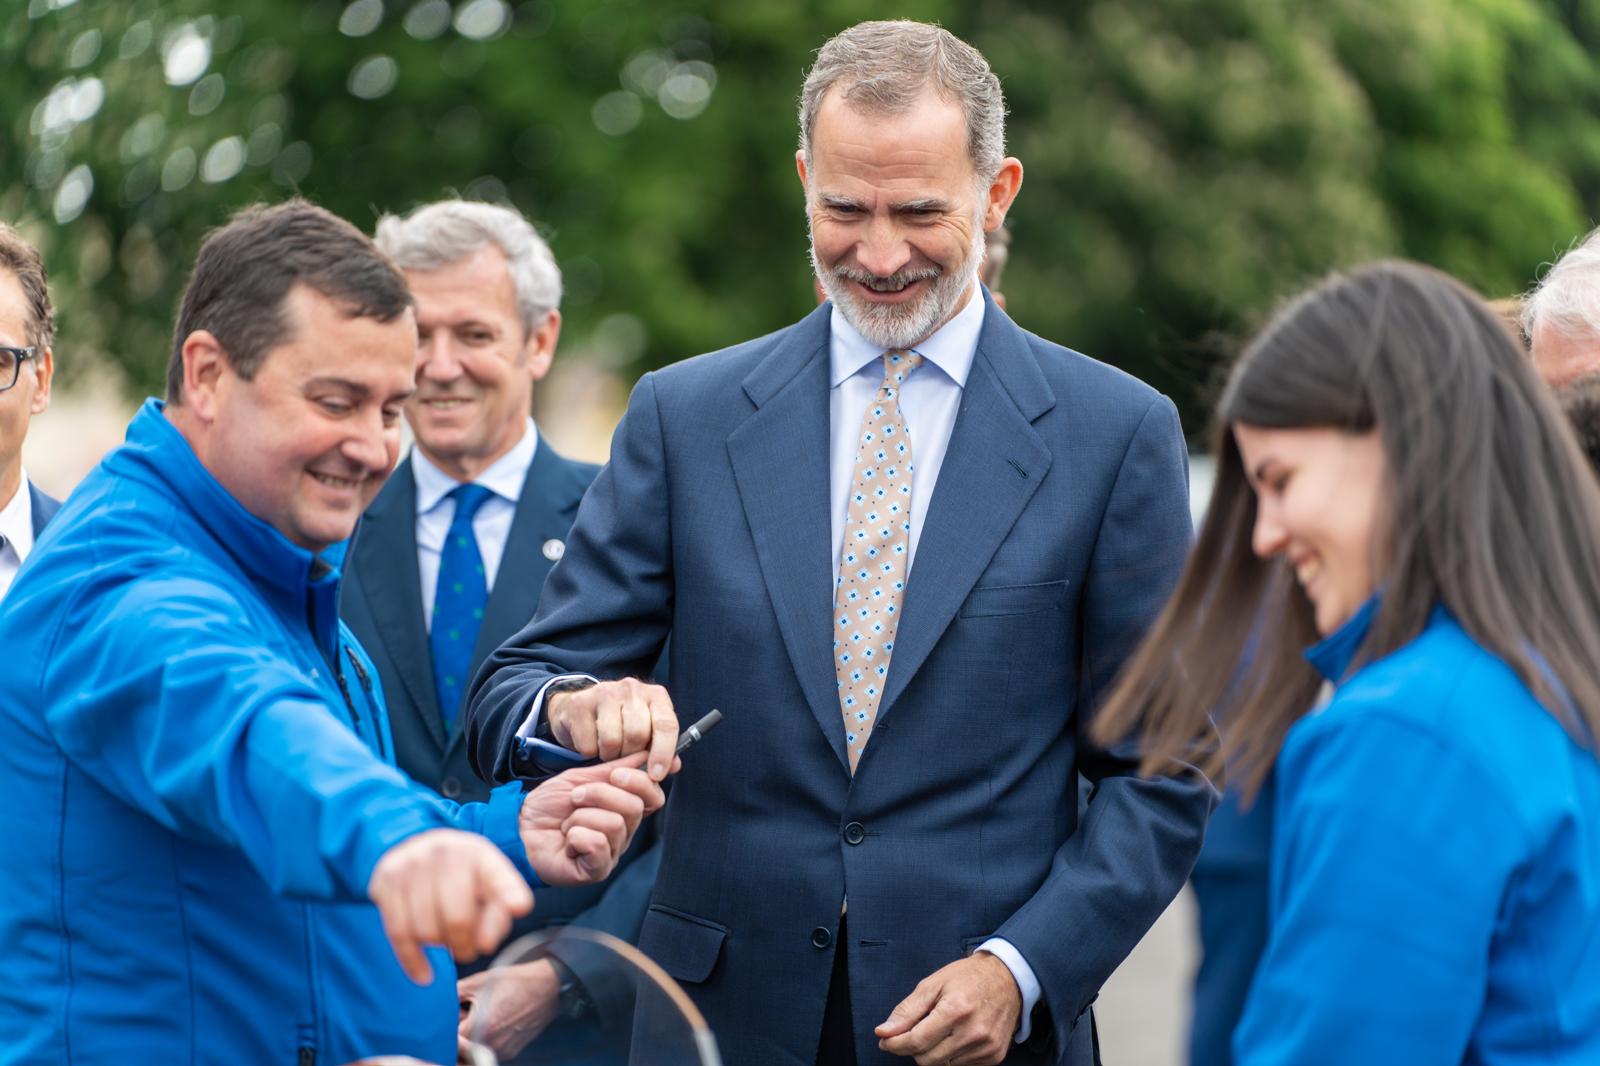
[{"x1": 834, "y1": 350, "x2": 922, "y2": 772}]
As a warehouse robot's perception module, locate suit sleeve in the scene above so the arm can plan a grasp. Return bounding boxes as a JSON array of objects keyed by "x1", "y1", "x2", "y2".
[
  {"x1": 994, "y1": 395, "x2": 1216, "y2": 1049},
  {"x1": 41, "y1": 574, "x2": 461, "y2": 902},
  {"x1": 466, "y1": 373, "x2": 676, "y2": 784}
]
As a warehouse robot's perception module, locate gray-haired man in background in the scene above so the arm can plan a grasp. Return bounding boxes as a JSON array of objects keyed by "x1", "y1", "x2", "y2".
[{"x1": 343, "y1": 200, "x2": 660, "y2": 1061}]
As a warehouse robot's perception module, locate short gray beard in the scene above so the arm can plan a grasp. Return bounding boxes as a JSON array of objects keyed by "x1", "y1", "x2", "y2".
[{"x1": 809, "y1": 211, "x2": 986, "y2": 351}]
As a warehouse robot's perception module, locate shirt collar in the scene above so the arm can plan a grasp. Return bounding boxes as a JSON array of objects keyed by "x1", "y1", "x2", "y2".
[
  {"x1": 0, "y1": 471, "x2": 35, "y2": 561},
  {"x1": 829, "y1": 284, "x2": 987, "y2": 389},
  {"x1": 412, "y1": 417, "x2": 538, "y2": 515}
]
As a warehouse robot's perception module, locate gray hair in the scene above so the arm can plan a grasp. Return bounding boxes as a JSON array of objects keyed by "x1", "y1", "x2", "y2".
[
  {"x1": 374, "y1": 200, "x2": 561, "y2": 333},
  {"x1": 798, "y1": 20, "x2": 1007, "y2": 181},
  {"x1": 1523, "y1": 224, "x2": 1600, "y2": 345}
]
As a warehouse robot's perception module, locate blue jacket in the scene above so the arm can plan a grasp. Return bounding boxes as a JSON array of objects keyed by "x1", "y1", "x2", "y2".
[
  {"x1": 1236, "y1": 601, "x2": 1600, "y2": 1064},
  {"x1": 0, "y1": 400, "x2": 534, "y2": 1065}
]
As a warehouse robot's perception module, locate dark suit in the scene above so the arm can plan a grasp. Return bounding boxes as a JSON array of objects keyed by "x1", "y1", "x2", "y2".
[
  {"x1": 29, "y1": 481, "x2": 59, "y2": 537},
  {"x1": 468, "y1": 293, "x2": 1214, "y2": 1065},
  {"x1": 343, "y1": 440, "x2": 662, "y2": 1058}
]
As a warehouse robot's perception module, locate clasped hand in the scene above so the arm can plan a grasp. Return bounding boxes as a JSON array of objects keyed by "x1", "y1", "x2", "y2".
[{"x1": 368, "y1": 754, "x2": 664, "y2": 983}]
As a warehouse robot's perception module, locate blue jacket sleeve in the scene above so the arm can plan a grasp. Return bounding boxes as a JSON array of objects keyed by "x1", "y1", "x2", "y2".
[
  {"x1": 41, "y1": 573, "x2": 459, "y2": 901},
  {"x1": 1234, "y1": 708, "x2": 1522, "y2": 1065},
  {"x1": 442, "y1": 781, "x2": 540, "y2": 887},
  {"x1": 993, "y1": 396, "x2": 1217, "y2": 1049}
]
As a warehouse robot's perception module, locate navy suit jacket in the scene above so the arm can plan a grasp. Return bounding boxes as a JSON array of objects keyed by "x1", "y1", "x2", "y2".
[
  {"x1": 342, "y1": 443, "x2": 662, "y2": 943},
  {"x1": 29, "y1": 481, "x2": 59, "y2": 538},
  {"x1": 468, "y1": 294, "x2": 1214, "y2": 1065}
]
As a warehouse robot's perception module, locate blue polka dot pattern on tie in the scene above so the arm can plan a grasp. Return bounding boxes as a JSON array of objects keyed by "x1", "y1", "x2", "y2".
[
  {"x1": 833, "y1": 349, "x2": 922, "y2": 773},
  {"x1": 430, "y1": 482, "x2": 494, "y2": 730}
]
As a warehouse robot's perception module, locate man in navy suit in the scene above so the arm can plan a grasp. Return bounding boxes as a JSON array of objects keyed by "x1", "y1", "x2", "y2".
[
  {"x1": 0, "y1": 223, "x2": 58, "y2": 602},
  {"x1": 468, "y1": 21, "x2": 1212, "y2": 1066},
  {"x1": 342, "y1": 200, "x2": 659, "y2": 1061}
]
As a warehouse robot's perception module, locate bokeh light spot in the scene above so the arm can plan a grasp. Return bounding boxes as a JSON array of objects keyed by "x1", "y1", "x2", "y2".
[
  {"x1": 53, "y1": 165, "x2": 94, "y2": 224},
  {"x1": 201, "y1": 137, "x2": 245, "y2": 183},
  {"x1": 349, "y1": 55, "x2": 398, "y2": 100},
  {"x1": 454, "y1": 0, "x2": 509, "y2": 41},
  {"x1": 339, "y1": 0, "x2": 384, "y2": 38},
  {"x1": 592, "y1": 91, "x2": 642, "y2": 136},
  {"x1": 162, "y1": 25, "x2": 212, "y2": 87},
  {"x1": 403, "y1": 0, "x2": 451, "y2": 40}
]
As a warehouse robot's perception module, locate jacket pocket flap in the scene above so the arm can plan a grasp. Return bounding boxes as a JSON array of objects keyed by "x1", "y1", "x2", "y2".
[
  {"x1": 638, "y1": 904, "x2": 728, "y2": 984},
  {"x1": 959, "y1": 580, "x2": 1069, "y2": 618}
]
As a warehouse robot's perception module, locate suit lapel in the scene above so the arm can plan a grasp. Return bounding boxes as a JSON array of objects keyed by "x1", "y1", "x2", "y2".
[
  {"x1": 875, "y1": 300, "x2": 1055, "y2": 724},
  {"x1": 354, "y1": 460, "x2": 448, "y2": 750},
  {"x1": 28, "y1": 481, "x2": 59, "y2": 538},
  {"x1": 727, "y1": 307, "x2": 850, "y2": 771}
]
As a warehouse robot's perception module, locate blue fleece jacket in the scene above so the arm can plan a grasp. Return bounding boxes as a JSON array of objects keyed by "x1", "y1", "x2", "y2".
[
  {"x1": 1235, "y1": 600, "x2": 1600, "y2": 1064},
  {"x1": 0, "y1": 400, "x2": 534, "y2": 1065}
]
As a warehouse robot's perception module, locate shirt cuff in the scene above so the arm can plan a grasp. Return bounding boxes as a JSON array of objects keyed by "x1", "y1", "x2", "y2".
[
  {"x1": 515, "y1": 674, "x2": 599, "y2": 740},
  {"x1": 977, "y1": 937, "x2": 1041, "y2": 1044}
]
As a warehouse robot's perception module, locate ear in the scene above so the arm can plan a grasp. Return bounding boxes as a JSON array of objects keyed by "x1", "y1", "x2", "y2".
[
  {"x1": 179, "y1": 330, "x2": 230, "y2": 424},
  {"x1": 29, "y1": 346, "x2": 53, "y2": 415},
  {"x1": 796, "y1": 150, "x2": 810, "y2": 195},
  {"x1": 524, "y1": 309, "x2": 561, "y2": 384},
  {"x1": 983, "y1": 157, "x2": 1024, "y2": 233}
]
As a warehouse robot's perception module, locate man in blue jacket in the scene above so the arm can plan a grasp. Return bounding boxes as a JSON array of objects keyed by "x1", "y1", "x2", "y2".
[{"x1": 0, "y1": 199, "x2": 663, "y2": 1065}]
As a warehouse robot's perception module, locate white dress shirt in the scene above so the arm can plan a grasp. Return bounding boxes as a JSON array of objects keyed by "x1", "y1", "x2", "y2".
[
  {"x1": 0, "y1": 472, "x2": 37, "y2": 602},
  {"x1": 411, "y1": 419, "x2": 538, "y2": 631}
]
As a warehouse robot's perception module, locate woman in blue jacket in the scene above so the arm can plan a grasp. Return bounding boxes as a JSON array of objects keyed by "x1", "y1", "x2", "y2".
[{"x1": 1096, "y1": 261, "x2": 1600, "y2": 1063}]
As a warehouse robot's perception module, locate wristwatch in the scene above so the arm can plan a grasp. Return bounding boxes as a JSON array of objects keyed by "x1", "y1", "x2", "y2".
[{"x1": 547, "y1": 955, "x2": 596, "y2": 1021}]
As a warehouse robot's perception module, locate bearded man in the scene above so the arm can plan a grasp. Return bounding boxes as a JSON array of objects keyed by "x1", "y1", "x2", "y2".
[{"x1": 466, "y1": 20, "x2": 1211, "y2": 1066}]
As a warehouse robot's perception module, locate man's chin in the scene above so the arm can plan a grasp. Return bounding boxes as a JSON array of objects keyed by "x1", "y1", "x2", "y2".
[{"x1": 832, "y1": 291, "x2": 940, "y2": 351}]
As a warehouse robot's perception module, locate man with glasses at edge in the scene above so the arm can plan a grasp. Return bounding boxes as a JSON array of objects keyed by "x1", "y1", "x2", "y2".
[{"x1": 0, "y1": 222, "x2": 58, "y2": 602}]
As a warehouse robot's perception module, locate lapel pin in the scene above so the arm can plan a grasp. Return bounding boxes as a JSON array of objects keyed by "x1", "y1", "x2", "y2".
[{"x1": 541, "y1": 538, "x2": 566, "y2": 561}]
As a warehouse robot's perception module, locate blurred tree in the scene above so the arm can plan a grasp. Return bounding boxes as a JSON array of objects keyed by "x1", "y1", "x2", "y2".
[{"x1": 5, "y1": 0, "x2": 1599, "y2": 432}]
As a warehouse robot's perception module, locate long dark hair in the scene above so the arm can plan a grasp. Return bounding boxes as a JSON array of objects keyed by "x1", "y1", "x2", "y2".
[{"x1": 1093, "y1": 260, "x2": 1600, "y2": 796}]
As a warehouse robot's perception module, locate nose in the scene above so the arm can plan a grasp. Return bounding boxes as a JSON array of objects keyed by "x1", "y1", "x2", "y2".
[
  {"x1": 855, "y1": 214, "x2": 911, "y2": 279},
  {"x1": 342, "y1": 408, "x2": 394, "y2": 475},
  {"x1": 1251, "y1": 498, "x2": 1287, "y2": 559},
  {"x1": 417, "y1": 330, "x2": 462, "y2": 383}
]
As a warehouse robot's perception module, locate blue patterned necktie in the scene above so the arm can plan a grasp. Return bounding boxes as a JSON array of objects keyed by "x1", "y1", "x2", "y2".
[
  {"x1": 431, "y1": 483, "x2": 494, "y2": 729},
  {"x1": 834, "y1": 350, "x2": 922, "y2": 772}
]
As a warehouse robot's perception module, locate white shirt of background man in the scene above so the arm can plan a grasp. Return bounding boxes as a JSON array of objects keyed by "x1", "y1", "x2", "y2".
[{"x1": 410, "y1": 418, "x2": 538, "y2": 631}]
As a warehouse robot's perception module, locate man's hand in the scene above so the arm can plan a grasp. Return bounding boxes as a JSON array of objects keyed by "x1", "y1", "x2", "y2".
[
  {"x1": 547, "y1": 678, "x2": 679, "y2": 781},
  {"x1": 521, "y1": 753, "x2": 666, "y2": 885},
  {"x1": 367, "y1": 829, "x2": 534, "y2": 985},
  {"x1": 457, "y1": 959, "x2": 561, "y2": 1060},
  {"x1": 876, "y1": 952, "x2": 1023, "y2": 1066}
]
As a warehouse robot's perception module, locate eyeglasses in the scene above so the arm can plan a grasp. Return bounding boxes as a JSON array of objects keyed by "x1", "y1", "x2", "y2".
[{"x1": 0, "y1": 346, "x2": 36, "y2": 393}]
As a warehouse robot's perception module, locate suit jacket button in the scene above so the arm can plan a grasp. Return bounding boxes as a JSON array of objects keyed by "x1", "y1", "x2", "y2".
[
  {"x1": 843, "y1": 822, "x2": 866, "y2": 845},
  {"x1": 810, "y1": 926, "x2": 832, "y2": 949},
  {"x1": 441, "y1": 777, "x2": 461, "y2": 798}
]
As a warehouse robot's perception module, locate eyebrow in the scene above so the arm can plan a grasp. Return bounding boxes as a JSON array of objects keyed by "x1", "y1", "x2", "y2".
[
  {"x1": 819, "y1": 194, "x2": 865, "y2": 211},
  {"x1": 890, "y1": 198, "x2": 948, "y2": 213}
]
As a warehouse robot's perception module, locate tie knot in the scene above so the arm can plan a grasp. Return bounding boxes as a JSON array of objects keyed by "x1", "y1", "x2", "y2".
[
  {"x1": 881, "y1": 350, "x2": 923, "y2": 390},
  {"x1": 449, "y1": 483, "x2": 495, "y2": 525}
]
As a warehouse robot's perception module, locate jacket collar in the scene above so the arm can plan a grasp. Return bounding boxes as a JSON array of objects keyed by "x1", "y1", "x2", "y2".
[
  {"x1": 1304, "y1": 595, "x2": 1380, "y2": 684},
  {"x1": 113, "y1": 399, "x2": 347, "y2": 598}
]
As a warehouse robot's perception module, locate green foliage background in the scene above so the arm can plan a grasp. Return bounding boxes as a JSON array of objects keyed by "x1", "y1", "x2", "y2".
[{"x1": 6, "y1": 0, "x2": 1600, "y2": 433}]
